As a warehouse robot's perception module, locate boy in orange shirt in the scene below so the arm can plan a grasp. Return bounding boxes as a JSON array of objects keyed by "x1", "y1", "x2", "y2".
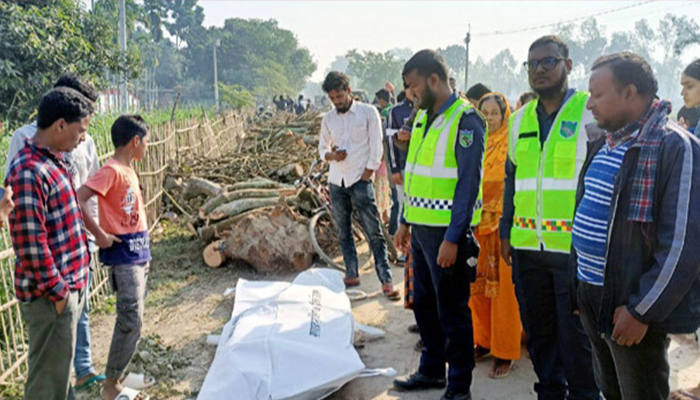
[{"x1": 78, "y1": 115, "x2": 151, "y2": 400}]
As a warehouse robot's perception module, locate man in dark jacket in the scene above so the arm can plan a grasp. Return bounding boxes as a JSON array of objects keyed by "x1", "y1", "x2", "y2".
[
  {"x1": 385, "y1": 89, "x2": 413, "y2": 237},
  {"x1": 572, "y1": 52, "x2": 700, "y2": 400}
]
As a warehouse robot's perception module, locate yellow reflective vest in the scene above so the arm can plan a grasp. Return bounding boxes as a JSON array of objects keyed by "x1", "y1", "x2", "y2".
[
  {"x1": 404, "y1": 97, "x2": 486, "y2": 227},
  {"x1": 508, "y1": 91, "x2": 594, "y2": 253}
]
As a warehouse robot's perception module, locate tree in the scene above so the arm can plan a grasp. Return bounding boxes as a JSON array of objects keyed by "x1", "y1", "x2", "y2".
[
  {"x1": 345, "y1": 50, "x2": 404, "y2": 94},
  {"x1": 0, "y1": 0, "x2": 136, "y2": 124},
  {"x1": 438, "y1": 45, "x2": 467, "y2": 81},
  {"x1": 163, "y1": 0, "x2": 205, "y2": 48},
  {"x1": 389, "y1": 47, "x2": 414, "y2": 61},
  {"x1": 325, "y1": 55, "x2": 349, "y2": 76},
  {"x1": 181, "y1": 18, "x2": 316, "y2": 103},
  {"x1": 218, "y1": 82, "x2": 255, "y2": 110}
]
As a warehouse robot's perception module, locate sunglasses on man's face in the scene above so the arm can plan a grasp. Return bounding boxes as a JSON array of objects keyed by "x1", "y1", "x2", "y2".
[{"x1": 524, "y1": 57, "x2": 566, "y2": 72}]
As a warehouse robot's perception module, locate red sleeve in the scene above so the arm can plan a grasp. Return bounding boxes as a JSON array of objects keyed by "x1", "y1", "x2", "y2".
[{"x1": 83, "y1": 165, "x2": 117, "y2": 197}]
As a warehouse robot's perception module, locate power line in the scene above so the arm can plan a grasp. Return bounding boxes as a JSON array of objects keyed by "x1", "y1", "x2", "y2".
[{"x1": 474, "y1": 1, "x2": 656, "y2": 37}]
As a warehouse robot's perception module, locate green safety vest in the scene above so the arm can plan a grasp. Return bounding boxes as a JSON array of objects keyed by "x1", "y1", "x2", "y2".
[
  {"x1": 403, "y1": 97, "x2": 486, "y2": 227},
  {"x1": 508, "y1": 91, "x2": 592, "y2": 253}
]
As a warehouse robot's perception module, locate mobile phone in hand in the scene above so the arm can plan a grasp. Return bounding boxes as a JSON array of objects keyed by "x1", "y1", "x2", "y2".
[{"x1": 0, "y1": 187, "x2": 6, "y2": 199}]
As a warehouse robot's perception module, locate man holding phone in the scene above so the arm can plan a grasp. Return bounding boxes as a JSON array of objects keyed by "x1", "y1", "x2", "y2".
[{"x1": 319, "y1": 71, "x2": 399, "y2": 300}]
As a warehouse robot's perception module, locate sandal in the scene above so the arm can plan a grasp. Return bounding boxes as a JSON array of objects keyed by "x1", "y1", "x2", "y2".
[
  {"x1": 489, "y1": 358, "x2": 514, "y2": 379},
  {"x1": 75, "y1": 373, "x2": 106, "y2": 391},
  {"x1": 121, "y1": 372, "x2": 156, "y2": 390},
  {"x1": 344, "y1": 277, "x2": 360, "y2": 287},
  {"x1": 672, "y1": 389, "x2": 700, "y2": 400},
  {"x1": 382, "y1": 283, "x2": 401, "y2": 301}
]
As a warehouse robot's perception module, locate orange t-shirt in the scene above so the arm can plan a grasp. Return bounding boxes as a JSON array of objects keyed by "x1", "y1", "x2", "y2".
[{"x1": 84, "y1": 158, "x2": 150, "y2": 265}]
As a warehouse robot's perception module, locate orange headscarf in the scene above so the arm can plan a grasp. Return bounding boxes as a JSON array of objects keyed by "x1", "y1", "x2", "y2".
[{"x1": 477, "y1": 92, "x2": 511, "y2": 235}]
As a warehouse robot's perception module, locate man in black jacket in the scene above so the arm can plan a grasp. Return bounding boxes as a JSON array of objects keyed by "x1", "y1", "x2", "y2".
[{"x1": 571, "y1": 52, "x2": 700, "y2": 400}]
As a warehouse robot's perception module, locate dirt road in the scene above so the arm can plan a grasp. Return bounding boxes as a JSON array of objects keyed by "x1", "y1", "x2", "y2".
[{"x1": 75, "y1": 220, "x2": 700, "y2": 400}]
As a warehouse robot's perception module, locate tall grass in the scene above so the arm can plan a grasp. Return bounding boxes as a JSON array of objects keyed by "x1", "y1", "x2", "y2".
[{"x1": 0, "y1": 107, "x2": 215, "y2": 181}]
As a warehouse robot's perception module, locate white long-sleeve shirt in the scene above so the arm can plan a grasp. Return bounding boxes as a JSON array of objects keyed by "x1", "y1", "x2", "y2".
[
  {"x1": 4, "y1": 122, "x2": 100, "y2": 243},
  {"x1": 318, "y1": 101, "x2": 384, "y2": 187}
]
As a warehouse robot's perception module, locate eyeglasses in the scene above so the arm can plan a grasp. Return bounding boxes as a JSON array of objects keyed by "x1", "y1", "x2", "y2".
[{"x1": 524, "y1": 57, "x2": 566, "y2": 72}]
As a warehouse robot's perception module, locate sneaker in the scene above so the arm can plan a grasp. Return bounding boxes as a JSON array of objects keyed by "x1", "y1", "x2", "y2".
[
  {"x1": 414, "y1": 339, "x2": 423, "y2": 352},
  {"x1": 393, "y1": 372, "x2": 446, "y2": 392}
]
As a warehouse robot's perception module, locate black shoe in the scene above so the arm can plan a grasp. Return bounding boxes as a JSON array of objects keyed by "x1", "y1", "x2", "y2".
[
  {"x1": 393, "y1": 372, "x2": 446, "y2": 392},
  {"x1": 414, "y1": 339, "x2": 423, "y2": 352},
  {"x1": 441, "y1": 389, "x2": 472, "y2": 400},
  {"x1": 407, "y1": 324, "x2": 420, "y2": 334}
]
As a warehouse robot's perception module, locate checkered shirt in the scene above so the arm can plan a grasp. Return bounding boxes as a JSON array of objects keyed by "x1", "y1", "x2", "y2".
[{"x1": 6, "y1": 139, "x2": 89, "y2": 302}]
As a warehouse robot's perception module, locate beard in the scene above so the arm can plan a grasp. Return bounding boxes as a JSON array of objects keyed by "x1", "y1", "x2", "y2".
[
  {"x1": 336, "y1": 98, "x2": 353, "y2": 114},
  {"x1": 419, "y1": 86, "x2": 437, "y2": 110},
  {"x1": 532, "y1": 69, "x2": 568, "y2": 99}
]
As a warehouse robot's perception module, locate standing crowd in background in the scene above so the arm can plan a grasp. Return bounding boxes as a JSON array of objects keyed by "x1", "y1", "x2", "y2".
[
  {"x1": 320, "y1": 35, "x2": 700, "y2": 400},
  {"x1": 2, "y1": 33, "x2": 700, "y2": 400}
]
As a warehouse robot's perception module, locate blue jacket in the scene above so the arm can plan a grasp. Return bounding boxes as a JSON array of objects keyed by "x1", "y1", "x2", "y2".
[
  {"x1": 570, "y1": 123, "x2": 700, "y2": 335},
  {"x1": 385, "y1": 100, "x2": 413, "y2": 174}
]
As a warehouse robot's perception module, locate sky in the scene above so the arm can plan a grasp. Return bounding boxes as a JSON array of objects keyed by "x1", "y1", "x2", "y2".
[{"x1": 196, "y1": 0, "x2": 700, "y2": 82}]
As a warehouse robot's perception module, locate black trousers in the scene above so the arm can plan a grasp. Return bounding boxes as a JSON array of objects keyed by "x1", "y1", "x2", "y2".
[
  {"x1": 512, "y1": 250, "x2": 600, "y2": 400},
  {"x1": 411, "y1": 225, "x2": 475, "y2": 393},
  {"x1": 577, "y1": 282, "x2": 670, "y2": 400}
]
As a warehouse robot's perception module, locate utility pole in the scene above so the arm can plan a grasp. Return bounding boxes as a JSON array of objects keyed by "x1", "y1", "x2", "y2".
[
  {"x1": 213, "y1": 38, "x2": 220, "y2": 111},
  {"x1": 119, "y1": 0, "x2": 128, "y2": 112},
  {"x1": 464, "y1": 24, "x2": 471, "y2": 92}
]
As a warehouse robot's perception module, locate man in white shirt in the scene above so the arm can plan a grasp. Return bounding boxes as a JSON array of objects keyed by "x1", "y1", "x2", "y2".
[
  {"x1": 319, "y1": 71, "x2": 399, "y2": 300},
  {"x1": 4, "y1": 73, "x2": 104, "y2": 390}
]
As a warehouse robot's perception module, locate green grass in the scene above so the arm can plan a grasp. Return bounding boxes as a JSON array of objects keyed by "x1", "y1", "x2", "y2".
[{"x1": 0, "y1": 106, "x2": 217, "y2": 181}]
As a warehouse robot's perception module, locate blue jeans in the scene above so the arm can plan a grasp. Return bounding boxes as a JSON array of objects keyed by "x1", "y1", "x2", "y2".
[
  {"x1": 74, "y1": 266, "x2": 96, "y2": 379},
  {"x1": 389, "y1": 184, "x2": 399, "y2": 236},
  {"x1": 512, "y1": 250, "x2": 600, "y2": 400},
  {"x1": 330, "y1": 180, "x2": 392, "y2": 284}
]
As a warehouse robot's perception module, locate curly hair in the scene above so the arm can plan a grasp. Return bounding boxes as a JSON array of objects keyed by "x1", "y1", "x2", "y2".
[{"x1": 54, "y1": 73, "x2": 99, "y2": 103}]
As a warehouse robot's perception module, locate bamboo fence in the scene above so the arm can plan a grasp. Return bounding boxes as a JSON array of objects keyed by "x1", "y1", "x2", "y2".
[{"x1": 0, "y1": 110, "x2": 247, "y2": 385}]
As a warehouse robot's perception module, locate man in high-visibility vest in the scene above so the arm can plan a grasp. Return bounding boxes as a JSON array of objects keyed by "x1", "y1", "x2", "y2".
[
  {"x1": 393, "y1": 49, "x2": 485, "y2": 400},
  {"x1": 500, "y1": 36, "x2": 600, "y2": 400}
]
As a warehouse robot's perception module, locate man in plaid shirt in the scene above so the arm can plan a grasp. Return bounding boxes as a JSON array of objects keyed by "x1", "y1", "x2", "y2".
[{"x1": 6, "y1": 87, "x2": 93, "y2": 400}]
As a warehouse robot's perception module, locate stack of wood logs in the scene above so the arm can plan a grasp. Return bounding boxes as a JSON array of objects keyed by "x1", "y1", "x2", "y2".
[{"x1": 165, "y1": 112, "x2": 325, "y2": 273}]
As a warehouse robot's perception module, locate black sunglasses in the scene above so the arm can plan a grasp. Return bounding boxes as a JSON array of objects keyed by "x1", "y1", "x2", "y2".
[{"x1": 524, "y1": 57, "x2": 566, "y2": 72}]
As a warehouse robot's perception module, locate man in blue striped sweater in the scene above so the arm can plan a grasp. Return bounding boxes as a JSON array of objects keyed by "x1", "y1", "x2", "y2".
[{"x1": 572, "y1": 52, "x2": 700, "y2": 400}]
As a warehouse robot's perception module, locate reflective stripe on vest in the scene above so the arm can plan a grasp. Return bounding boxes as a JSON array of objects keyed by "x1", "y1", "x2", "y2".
[
  {"x1": 403, "y1": 98, "x2": 485, "y2": 227},
  {"x1": 508, "y1": 91, "x2": 592, "y2": 253}
]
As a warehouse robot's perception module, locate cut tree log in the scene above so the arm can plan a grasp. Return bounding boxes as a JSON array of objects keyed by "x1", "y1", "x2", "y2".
[
  {"x1": 271, "y1": 128, "x2": 293, "y2": 143},
  {"x1": 227, "y1": 178, "x2": 283, "y2": 191},
  {"x1": 272, "y1": 163, "x2": 304, "y2": 182},
  {"x1": 203, "y1": 240, "x2": 226, "y2": 268},
  {"x1": 197, "y1": 207, "x2": 273, "y2": 242},
  {"x1": 209, "y1": 196, "x2": 296, "y2": 221},
  {"x1": 182, "y1": 177, "x2": 223, "y2": 200},
  {"x1": 218, "y1": 205, "x2": 314, "y2": 273},
  {"x1": 199, "y1": 188, "x2": 296, "y2": 218},
  {"x1": 302, "y1": 135, "x2": 319, "y2": 146}
]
